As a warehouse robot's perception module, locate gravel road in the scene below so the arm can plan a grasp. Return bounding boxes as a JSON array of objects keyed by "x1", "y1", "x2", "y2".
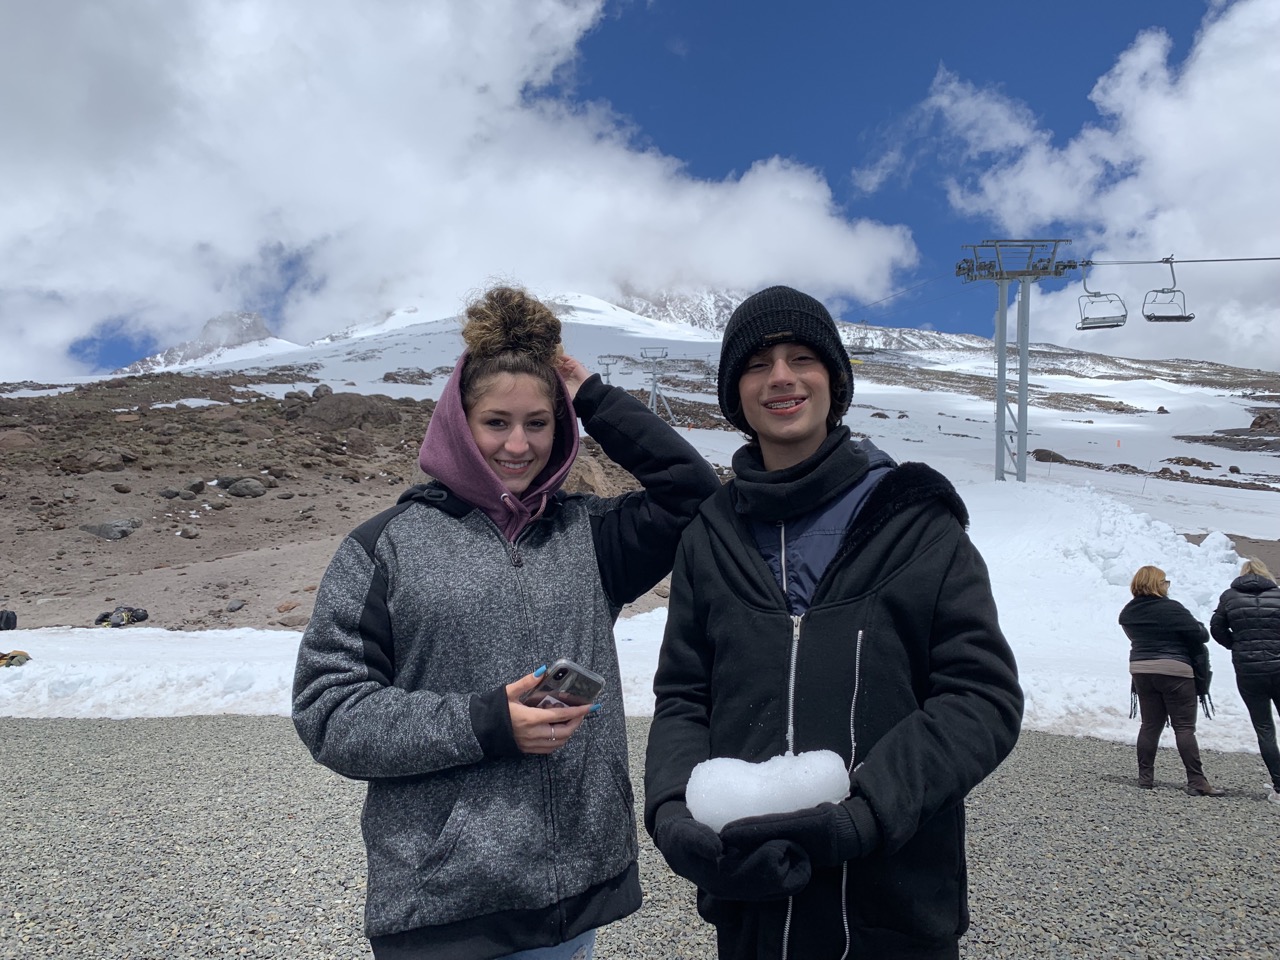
[{"x1": 2, "y1": 717, "x2": 1277, "y2": 959}]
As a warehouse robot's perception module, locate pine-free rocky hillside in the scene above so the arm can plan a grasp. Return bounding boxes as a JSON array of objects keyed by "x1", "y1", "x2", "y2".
[
  {"x1": 0, "y1": 372, "x2": 655, "y2": 632},
  {"x1": 3, "y1": 340, "x2": 1280, "y2": 633}
]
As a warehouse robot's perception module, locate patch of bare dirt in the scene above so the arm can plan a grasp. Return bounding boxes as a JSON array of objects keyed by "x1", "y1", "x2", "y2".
[{"x1": 0, "y1": 373, "x2": 664, "y2": 632}]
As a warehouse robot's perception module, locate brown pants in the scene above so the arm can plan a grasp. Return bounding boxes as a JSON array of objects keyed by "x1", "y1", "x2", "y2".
[{"x1": 1132, "y1": 673, "x2": 1209, "y2": 788}]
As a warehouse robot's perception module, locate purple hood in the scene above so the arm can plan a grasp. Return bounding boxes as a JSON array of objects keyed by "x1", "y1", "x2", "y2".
[{"x1": 417, "y1": 352, "x2": 580, "y2": 542}]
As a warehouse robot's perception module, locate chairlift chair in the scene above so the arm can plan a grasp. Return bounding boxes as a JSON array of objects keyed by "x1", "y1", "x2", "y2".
[
  {"x1": 1142, "y1": 258, "x2": 1195, "y2": 322},
  {"x1": 1076, "y1": 262, "x2": 1127, "y2": 331}
]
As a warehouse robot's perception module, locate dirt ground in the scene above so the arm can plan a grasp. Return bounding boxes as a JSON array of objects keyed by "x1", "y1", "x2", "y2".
[
  {"x1": 1, "y1": 370, "x2": 1273, "y2": 636},
  {"x1": 0, "y1": 373, "x2": 668, "y2": 633}
]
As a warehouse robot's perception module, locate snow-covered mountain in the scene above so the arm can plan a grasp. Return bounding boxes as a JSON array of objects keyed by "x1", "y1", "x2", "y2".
[
  {"x1": 839, "y1": 325, "x2": 991, "y2": 353},
  {"x1": 114, "y1": 292, "x2": 1280, "y2": 407},
  {"x1": 117, "y1": 312, "x2": 299, "y2": 374},
  {"x1": 613, "y1": 288, "x2": 746, "y2": 333}
]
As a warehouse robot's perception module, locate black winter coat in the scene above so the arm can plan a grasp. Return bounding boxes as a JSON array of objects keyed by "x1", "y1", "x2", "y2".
[
  {"x1": 1210, "y1": 574, "x2": 1280, "y2": 672},
  {"x1": 645, "y1": 450, "x2": 1023, "y2": 960},
  {"x1": 1119, "y1": 595, "x2": 1208, "y2": 668}
]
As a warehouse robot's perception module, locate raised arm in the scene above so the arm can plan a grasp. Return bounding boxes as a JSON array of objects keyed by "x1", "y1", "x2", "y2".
[{"x1": 572, "y1": 374, "x2": 719, "y2": 607}]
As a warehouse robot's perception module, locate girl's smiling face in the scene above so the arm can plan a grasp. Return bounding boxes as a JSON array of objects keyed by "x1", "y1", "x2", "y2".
[{"x1": 465, "y1": 372, "x2": 556, "y2": 494}]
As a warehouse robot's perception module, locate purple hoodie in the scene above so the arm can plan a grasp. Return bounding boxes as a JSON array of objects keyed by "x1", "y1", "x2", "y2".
[{"x1": 417, "y1": 351, "x2": 580, "y2": 542}]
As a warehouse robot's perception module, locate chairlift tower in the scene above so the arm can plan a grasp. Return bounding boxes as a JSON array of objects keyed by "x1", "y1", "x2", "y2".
[
  {"x1": 596, "y1": 354, "x2": 625, "y2": 385},
  {"x1": 640, "y1": 347, "x2": 676, "y2": 422},
  {"x1": 957, "y1": 240, "x2": 1076, "y2": 482}
]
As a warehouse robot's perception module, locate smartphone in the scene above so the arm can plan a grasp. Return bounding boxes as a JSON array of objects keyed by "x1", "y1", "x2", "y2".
[{"x1": 520, "y1": 658, "x2": 605, "y2": 709}]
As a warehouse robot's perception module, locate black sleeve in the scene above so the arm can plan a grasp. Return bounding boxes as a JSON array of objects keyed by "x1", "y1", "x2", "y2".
[
  {"x1": 573, "y1": 375, "x2": 720, "y2": 607},
  {"x1": 1209, "y1": 593, "x2": 1233, "y2": 648},
  {"x1": 1167, "y1": 599, "x2": 1209, "y2": 652},
  {"x1": 643, "y1": 534, "x2": 715, "y2": 837},
  {"x1": 852, "y1": 531, "x2": 1024, "y2": 854}
]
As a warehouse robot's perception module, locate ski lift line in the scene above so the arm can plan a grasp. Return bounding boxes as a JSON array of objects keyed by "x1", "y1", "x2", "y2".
[
  {"x1": 1082, "y1": 256, "x2": 1280, "y2": 265},
  {"x1": 854, "y1": 273, "x2": 952, "y2": 310},
  {"x1": 847, "y1": 281, "x2": 989, "y2": 325}
]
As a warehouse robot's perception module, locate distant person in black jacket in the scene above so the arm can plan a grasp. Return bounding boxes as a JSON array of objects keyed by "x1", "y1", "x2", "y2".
[
  {"x1": 1210, "y1": 558, "x2": 1280, "y2": 805},
  {"x1": 1119, "y1": 565, "x2": 1224, "y2": 795},
  {"x1": 644, "y1": 285, "x2": 1023, "y2": 960}
]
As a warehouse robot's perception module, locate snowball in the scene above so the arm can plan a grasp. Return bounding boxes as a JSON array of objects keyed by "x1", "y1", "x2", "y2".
[{"x1": 686, "y1": 750, "x2": 850, "y2": 832}]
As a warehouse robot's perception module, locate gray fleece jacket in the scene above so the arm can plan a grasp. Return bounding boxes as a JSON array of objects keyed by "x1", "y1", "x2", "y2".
[{"x1": 293, "y1": 375, "x2": 718, "y2": 955}]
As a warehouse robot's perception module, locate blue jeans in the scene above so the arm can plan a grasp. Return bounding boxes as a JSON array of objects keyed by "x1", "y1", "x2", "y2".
[{"x1": 500, "y1": 929, "x2": 596, "y2": 960}]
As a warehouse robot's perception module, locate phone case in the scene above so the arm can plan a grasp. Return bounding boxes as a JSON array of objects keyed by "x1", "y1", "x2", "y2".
[{"x1": 520, "y1": 658, "x2": 605, "y2": 708}]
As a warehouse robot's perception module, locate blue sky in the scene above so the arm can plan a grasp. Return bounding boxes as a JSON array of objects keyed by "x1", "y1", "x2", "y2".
[
  {"x1": 568, "y1": 1, "x2": 1208, "y2": 332},
  {"x1": 1, "y1": 0, "x2": 1277, "y2": 380}
]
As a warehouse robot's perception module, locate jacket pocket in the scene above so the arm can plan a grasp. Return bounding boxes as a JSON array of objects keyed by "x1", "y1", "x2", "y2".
[
  {"x1": 847, "y1": 803, "x2": 967, "y2": 940},
  {"x1": 362, "y1": 767, "x2": 556, "y2": 933}
]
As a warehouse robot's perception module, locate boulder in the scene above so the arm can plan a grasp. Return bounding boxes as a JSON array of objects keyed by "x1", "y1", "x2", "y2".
[
  {"x1": 300, "y1": 393, "x2": 402, "y2": 432},
  {"x1": 79, "y1": 518, "x2": 144, "y2": 541},
  {"x1": 226, "y1": 478, "x2": 267, "y2": 498},
  {"x1": 1031, "y1": 449, "x2": 1068, "y2": 463}
]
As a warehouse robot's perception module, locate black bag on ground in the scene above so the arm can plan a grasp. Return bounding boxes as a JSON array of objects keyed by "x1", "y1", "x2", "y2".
[{"x1": 0, "y1": 609, "x2": 16, "y2": 631}]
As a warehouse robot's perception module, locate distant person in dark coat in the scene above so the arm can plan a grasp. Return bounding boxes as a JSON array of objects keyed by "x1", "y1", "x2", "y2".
[
  {"x1": 1119, "y1": 565, "x2": 1224, "y2": 795},
  {"x1": 1210, "y1": 558, "x2": 1280, "y2": 805}
]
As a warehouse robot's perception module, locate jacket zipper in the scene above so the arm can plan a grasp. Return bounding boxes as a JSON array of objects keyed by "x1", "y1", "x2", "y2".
[
  {"x1": 780, "y1": 521, "x2": 800, "y2": 959},
  {"x1": 834, "y1": 629, "x2": 866, "y2": 960},
  {"x1": 779, "y1": 520, "x2": 801, "y2": 757},
  {"x1": 849, "y1": 629, "x2": 863, "y2": 772},
  {"x1": 779, "y1": 518, "x2": 865, "y2": 960},
  {"x1": 501, "y1": 516, "x2": 557, "y2": 912}
]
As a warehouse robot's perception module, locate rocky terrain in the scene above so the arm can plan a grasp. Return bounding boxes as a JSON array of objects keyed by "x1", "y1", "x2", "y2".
[
  {"x1": 4, "y1": 328, "x2": 1280, "y2": 635},
  {"x1": 0, "y1": 372, "x2": 671, "y2": 632}
]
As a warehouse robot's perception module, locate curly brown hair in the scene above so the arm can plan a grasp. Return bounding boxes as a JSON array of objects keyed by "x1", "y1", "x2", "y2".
[{"x1": 459, "y1": 286, "x2": 564, "y2": 416}]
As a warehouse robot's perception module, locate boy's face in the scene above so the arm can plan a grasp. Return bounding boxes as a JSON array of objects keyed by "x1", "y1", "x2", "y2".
[{"x1": 737, "y1": 341, "x2": 831, "y2": 469}]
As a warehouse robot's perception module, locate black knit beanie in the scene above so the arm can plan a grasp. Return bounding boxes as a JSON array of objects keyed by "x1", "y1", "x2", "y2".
[{"x1": 718, "y1": 285, "x2": 853, "y2": 436}]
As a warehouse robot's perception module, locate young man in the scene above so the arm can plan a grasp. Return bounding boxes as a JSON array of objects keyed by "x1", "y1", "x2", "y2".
[{"x1": 644, "y1": 285, "x2": 1024, "y2": 960}]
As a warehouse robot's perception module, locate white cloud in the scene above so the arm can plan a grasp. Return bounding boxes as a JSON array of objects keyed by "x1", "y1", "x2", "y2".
[
  {"x1": 0, "y1": 0, "x2": 918, "y2": 380},
  {"x1": 921, "y1": 0, "x2": 1280, "y2": 366}
]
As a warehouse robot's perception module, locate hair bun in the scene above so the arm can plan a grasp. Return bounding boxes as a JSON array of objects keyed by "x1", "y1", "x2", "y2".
[{"x1": 462, "y1": 286, "x2": 561, "y2": 364}]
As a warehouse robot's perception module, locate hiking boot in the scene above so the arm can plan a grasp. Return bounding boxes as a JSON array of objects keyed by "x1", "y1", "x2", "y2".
[
  {"x1": 1186, "y1": 783, "x2": 1226, "y2": 796},
  {"x1": 1137, "y1": 780, "x2": 1154, "y2": 790},
  {"x1": 1266, "y1": 787, "x2": 1280, "y2": 806}
]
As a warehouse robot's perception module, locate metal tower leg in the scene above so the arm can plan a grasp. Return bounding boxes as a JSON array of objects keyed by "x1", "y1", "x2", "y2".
[
  {"x1": 1016, "y1": 279, "x2": 1031, "y2": 482},
  {"x1": 994, "y1": 279, "x2": 1009, "y2": 481}
]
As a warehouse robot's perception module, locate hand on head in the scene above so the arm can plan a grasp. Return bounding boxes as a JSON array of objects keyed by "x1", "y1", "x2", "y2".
[
  {"x1": 555, "y1": 354, "x2": 591, "y2": 401},
  {"x1": 505, "y1": 669, "x2": 595, "y2": 755}
]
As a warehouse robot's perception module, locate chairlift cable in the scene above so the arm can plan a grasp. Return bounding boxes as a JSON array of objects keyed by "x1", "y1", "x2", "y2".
[
  {"x1": 1082, "y1": 256, "x2": 1280, "y2": 266},
  {"x1": 855, "y1": 272, "x2": 952, "y2": 310},
  {"x1": 846, "y1": 280, "x2": 988, "y2": 325}
]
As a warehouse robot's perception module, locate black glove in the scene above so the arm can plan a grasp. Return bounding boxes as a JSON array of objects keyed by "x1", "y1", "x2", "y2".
[
  {"x1": 652, "y1": 803, "x2": 811, "y2": 901},
  {"x1": 720, "y1": 800, "x2": 877, "y2": 869}
]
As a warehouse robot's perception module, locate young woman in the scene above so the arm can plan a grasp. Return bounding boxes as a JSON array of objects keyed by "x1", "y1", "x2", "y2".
[
  {"x1": 1120, "y1": 565, "x2": 1224, "y2": 795},
  {"x1": 1210, "y1": 557, "x2": 1280, "y2": 804},
  {"x1": 293, "y1": 285, "x2": 718, "y2": 959}
]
